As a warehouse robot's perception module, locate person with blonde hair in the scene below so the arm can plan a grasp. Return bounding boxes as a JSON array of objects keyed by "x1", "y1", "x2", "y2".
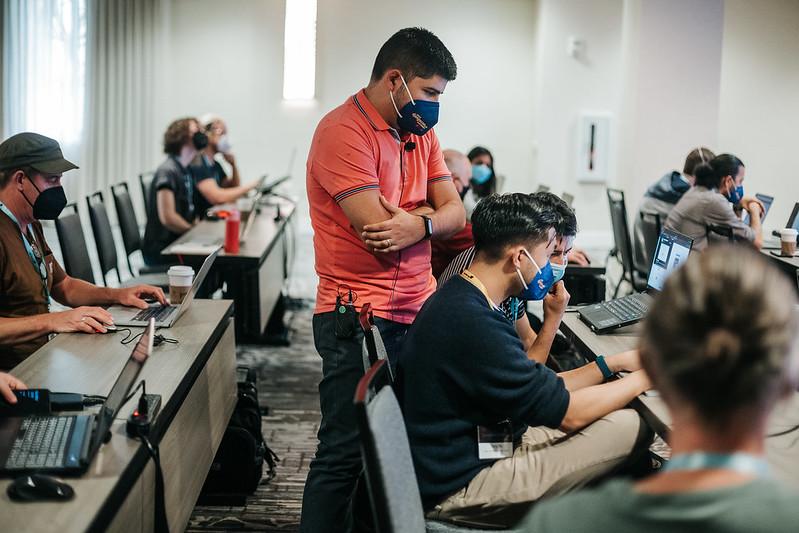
[{"x1": 522, "y1": 245, "x2": 799, "y2": 531}]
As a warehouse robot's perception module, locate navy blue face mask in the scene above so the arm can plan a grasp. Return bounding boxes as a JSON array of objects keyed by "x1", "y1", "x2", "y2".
[
  {"x1": 725, "y1": 184, "x2": 744, "y2": 204},
  {"x1": 390, "y1": 74, "x2": 439, "y2": 137},
  {"x1": 516, "y1": 249, "x2": 555, "y2": 301}
]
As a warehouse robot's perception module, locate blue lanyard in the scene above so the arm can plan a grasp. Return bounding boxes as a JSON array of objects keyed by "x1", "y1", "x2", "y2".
[
  {"x1": 0, "y1": 201, "x2": 50, "y2": 305},
  {"x1": 663, "y1": 452, "x2": 769, "y2": 477}
]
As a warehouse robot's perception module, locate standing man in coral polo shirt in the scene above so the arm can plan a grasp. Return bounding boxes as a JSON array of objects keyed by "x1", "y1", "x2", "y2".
[{"x1": 303, "y1": 27, "x2": 464, "y2": 532}]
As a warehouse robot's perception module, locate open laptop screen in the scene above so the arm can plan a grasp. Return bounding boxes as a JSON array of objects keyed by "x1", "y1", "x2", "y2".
[
  {"x1": 646, "y1": 228, "x2": 693, "y2": 291},
  {"x1": 743, "y1": 193, "x2": 773, "y2": 225}
]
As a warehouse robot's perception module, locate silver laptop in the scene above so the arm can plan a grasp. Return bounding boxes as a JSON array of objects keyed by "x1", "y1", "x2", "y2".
[
  {"x1": 0, "y1": 320, "x2": 153, "y2": 475},
  {"x1": 107, "y1": 249, "x2": 217, "y2": 327}
]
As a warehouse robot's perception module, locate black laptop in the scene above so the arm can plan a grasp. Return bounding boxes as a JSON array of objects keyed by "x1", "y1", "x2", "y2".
[
  {"x1": 0, "y1": 319, "x2": 153, "y2": 475},
  {"x1": 765, "y1": 202, "x2": 799, "y2": 249},
  {"x1": 578, "y1": 228, "x2": 694, "y2": 333}
]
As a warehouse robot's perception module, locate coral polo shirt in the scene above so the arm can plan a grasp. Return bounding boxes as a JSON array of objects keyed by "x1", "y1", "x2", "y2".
[{"x1": 307, "y1": 89, "x2": 450, "y2": 324}]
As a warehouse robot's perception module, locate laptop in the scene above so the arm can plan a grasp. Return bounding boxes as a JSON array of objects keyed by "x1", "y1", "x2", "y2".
[
  {"x1": 765, "y1": 202, "x2": 799, "y2": 248},
  {"x1": 743, "y1": 193, "x2": 773, "y2": 225},
  {"x1": 0, "y1": 319, "x2": 153, "y2": 475},
  {"x1": 107, "y1": 249, "x2": 217, "y2": 327},
  {"x1": 578, "y1": 228, "x2": 694, "y2": 333}
]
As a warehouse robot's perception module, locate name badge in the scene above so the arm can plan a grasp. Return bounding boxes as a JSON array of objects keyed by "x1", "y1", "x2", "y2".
[{"x1": 477, "y1": 420, "x2": 513, "y2": 460}]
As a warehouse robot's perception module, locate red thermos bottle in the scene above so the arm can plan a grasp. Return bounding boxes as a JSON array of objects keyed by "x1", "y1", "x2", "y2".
[{"x1": 224, "y1": 209, "x2": 240, "y2": 253}]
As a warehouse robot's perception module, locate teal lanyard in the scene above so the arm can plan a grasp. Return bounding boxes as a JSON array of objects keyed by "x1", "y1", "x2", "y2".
[
  {"x1": 0, "y1": 201, "x2": 50, "y2": 305},
  {"x1": 663, "y1": 452, "x2": 769, "y2": 477}
]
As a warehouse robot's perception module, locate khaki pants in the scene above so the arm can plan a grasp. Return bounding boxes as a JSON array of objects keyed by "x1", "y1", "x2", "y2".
[{"x1": 425, "y1": 409, "x2": 650, "y2": 528}]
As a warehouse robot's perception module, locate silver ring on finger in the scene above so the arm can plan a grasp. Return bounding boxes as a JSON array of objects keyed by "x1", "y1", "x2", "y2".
[
  {"x1": 386, "y1": 238, "x2": 391, "y2": 248},
  {"x1": 81, "y1": 316, "x2": 86, "y2": 322}
]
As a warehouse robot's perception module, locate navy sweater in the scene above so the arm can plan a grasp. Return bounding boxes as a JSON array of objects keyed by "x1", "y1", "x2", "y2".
[{"x1": 396, "y1": 275, "x2": 570, "y2": 509}]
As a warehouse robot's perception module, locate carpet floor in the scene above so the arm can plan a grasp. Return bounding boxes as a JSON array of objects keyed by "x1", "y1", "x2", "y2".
[{"x1": 186, "y1": 298, "x2": 320, "y2": 532}]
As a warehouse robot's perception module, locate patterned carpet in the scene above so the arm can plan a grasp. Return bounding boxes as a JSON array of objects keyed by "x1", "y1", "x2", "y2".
[{"x1": 186, "y1": 298, "x2": 320, "y2": 532}]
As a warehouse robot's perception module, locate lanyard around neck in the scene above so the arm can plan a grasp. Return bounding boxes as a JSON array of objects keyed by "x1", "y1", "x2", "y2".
[
  {"x1": 461, "y1": 269, "x2": 500, "y2": 311},
  {"x1": 0, "y1": 201, "x2": 50, "y2": 305},
  {"x1": 663, "y1": 452, "x2": 769, "y2": 477}
]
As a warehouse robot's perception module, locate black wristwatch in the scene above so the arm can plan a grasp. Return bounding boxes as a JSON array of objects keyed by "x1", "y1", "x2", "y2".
[{"x1": 420, "y1": 215, "x2": 433, "y2": 239}]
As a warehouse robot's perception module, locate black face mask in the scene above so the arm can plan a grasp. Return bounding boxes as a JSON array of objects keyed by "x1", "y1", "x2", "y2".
[
  {"x1": 22, "y1": 175, "x2": 68, "y2": 220},
  {"x1": 459, "y1": 184, "x2": 471, "y2": 200},
  {"x1": 193, "y1": 131, "x2": 209, "y2": 150}
]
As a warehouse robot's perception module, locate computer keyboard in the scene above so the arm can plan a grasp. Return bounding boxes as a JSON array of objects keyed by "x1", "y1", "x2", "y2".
[
  {"x1": 604, "y1": 296, "x2": 648, "y2": 321},
  {"x1": 6, "y1": 417, "x2": 73, "y2": 469},
  {"x1": 132, "y1": 304, "x2": 174, "y2": 322}
]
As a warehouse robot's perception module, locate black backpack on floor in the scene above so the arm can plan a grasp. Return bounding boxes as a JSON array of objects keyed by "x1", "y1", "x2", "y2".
[{"x1": 200, "y1": 365, "x2": 279, "y2": 501}]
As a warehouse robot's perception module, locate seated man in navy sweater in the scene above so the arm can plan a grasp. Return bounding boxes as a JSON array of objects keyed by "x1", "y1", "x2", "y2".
[{"x1": 396, "y1": 192, "x2": 653, "y2": 529}]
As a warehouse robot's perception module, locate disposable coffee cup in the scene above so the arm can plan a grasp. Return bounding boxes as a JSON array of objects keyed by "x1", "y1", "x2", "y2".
[
  {"x1": 168, "y1": 265, "x2": 194, "y2": 304},
  {"x1": 780, "y1": 228, "x2": 798, "y2": 256}
]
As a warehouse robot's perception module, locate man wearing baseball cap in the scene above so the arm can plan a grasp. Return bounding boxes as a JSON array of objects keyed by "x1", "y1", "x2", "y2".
[{"x1": 0, "y1": 132, "x2": 167, "y2": 370}]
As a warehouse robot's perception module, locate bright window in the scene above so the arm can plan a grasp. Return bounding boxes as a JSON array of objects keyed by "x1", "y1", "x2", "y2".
[
  {"x1": 2, "y1": 0, "x2": 87, "y2": 144},
  {"x1": 283, "y1": 0, "x2": 317, "y2": 101}
]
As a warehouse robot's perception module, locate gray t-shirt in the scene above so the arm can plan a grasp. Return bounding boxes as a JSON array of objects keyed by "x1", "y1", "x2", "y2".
[
  {"x1": 664, "y1": 186, "x2": 755, "y2": 251},
  {"x1": 521, "y1": 477, "x2": 799, "y2": 533}
]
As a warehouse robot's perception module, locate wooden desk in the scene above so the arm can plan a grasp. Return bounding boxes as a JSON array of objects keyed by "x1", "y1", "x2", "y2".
[
  {"x1": 163, "y1": 196, "x2": 296, "y2": 341},
  {"x1": 0, "y1": 300, "x2": 238, "y2": 532},
  {"x1": 559, "y1": 312, "x2": 799, "y2": 488}
]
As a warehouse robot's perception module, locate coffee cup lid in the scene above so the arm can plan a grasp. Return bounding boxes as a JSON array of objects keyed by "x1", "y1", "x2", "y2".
[
  {"x1": 168, "y1": 265, "x2": 194, "y2": 275},
  {"x1": 780, "y1": 228, "x2": 798, "y2": 236}
]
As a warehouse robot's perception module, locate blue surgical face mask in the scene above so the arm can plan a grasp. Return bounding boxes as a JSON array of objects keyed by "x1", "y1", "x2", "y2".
[
  {"x1": 725, "y1": 183, "x2": 744, "y2": 204},
  {"x1": 389, "y1": 74, "x2": 439, "y2": 136},
  {"x1": 516, "y1": 249, "x2": 555, "y2": 301},
  {"x1": 471, "y1": 164, "x2": 492, "y2": 184},
  {"x1": 550, "y1": 260, "x2": 567, "y2": 284}
]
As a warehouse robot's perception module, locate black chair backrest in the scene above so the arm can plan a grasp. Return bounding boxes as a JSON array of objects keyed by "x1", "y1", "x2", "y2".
[
  {"x1": 54, "y1": 203, "x2": 95, "y2": 283},
  {"x1": 637, "y1": 211, "x2": 662, "y2": 277},
  {"x1": 354, "y1": 359, "x2": 426, "y2": 533},
  {"x1": 139, "y1": 172, "x2": 154, "y2": 215},
  {"x1": 111, "y1": 182, "x2": 142, "y2": 276},
  {"x1": 86, "y1": 191, "x2": 120, "y2": 286},
  {"x1": 706, "y1": 223, "x2": 735, "y2": 244}
]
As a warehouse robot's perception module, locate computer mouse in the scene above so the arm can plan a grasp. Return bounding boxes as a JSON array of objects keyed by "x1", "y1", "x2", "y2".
[
  {"x1": 103, "y1": 324, "x2": 118, "y2": 332},
  {"x1": 7, "y1": 473, "x2": 75, "y2": 502}
]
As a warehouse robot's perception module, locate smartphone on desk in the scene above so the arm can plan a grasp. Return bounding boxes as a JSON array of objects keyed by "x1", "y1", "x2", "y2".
[{"x1": 0, "y1": 389, "x2": 51, "y2": 417}]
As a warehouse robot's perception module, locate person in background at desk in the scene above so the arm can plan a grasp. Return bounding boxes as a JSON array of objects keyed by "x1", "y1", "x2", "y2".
[
  {"x1": 191, "y1": 114, "x2": 259, "y2": 218},
  {"x1": 633, "y1": 146, "x2": 715, "y2": 275},
  {"x1": 430, "y1": 149, "x2": 474, "y2": 278},
  {"x1": 522, "y1": 245, "x2": 799, "y2": 532},
  {"x1": 0, "y1": 372, "x2": 26, "y2": 403},
  {"x1": 664, "y1": 153, "x2": 764, "y2": 250},
  {"x1": 0, "y1": 133, "x2": 167, "y2": 370},
  {"x1": 303, "y1": 27, "x2": 464, "y2": 532},
  {"x1": 397, "y1": 193, "x2": 653, "y2": 529},
  {"x1": 142, "y1": 117, "x2": 206, "y2": 265}
]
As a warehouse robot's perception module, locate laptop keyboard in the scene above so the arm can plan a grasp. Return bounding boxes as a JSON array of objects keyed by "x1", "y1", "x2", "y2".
[
  {"x1": 133, "y1": 304, "x2": 174, "y2": 322},
  {"x1": 603, "y1": 296, "x2": 648, "y2": 321},
  {"x1": 6, "y1": 417, "x2": 73, "y2": 469}
]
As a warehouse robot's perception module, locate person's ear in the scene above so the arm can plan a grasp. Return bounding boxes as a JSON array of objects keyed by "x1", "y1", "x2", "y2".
[{"x1": 13, "y1": 170, "x2": 26, "y2": 191}]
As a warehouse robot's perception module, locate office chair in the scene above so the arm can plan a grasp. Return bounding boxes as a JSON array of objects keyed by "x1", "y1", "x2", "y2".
[
  {"x1": 637, "y1": 211, "x2": 662, "y2": 278},
  {"x1": 354, "y1": 359, "x2": 511, "y2": 533},
  {"x1": 54, "y1": 203, "x2": 96, "y2": 284},
  {"x1": 111, "y1": 182, "x2": 168, "y2": 276},
  {"x1": 705, "y1": 223, "x2": 735, "y2": 245},
  {"x1": 359, "y1": 302, "x2": 393, "y2": 378},
  {"x1": 606, "y1": 188, "x2": 648, "y2": 298},
  {"x1": 86, "y1": 190, "x2": 169, "y2": 288},
  {"x1": 139, "y1": 172, "x2": 155, "y2": 215}
]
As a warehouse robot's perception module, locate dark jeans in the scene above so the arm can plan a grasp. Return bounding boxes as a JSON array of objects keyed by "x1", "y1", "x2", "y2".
[{"x1": 299, "y1": 311, "x2": 409, "y2": 533}]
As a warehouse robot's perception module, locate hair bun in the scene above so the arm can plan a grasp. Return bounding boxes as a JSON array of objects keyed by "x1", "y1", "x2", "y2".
[{"x1": 704, "y1": 328, "x2": 742, "y2": 366}]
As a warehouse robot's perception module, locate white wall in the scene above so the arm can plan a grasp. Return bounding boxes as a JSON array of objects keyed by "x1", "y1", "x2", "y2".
[
  {"x1": 718, "y1": 0, "x2": 799, "y2": 233},
  {"x1": 159, "y1": 0, "x2": 799, "y2": 249}
]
